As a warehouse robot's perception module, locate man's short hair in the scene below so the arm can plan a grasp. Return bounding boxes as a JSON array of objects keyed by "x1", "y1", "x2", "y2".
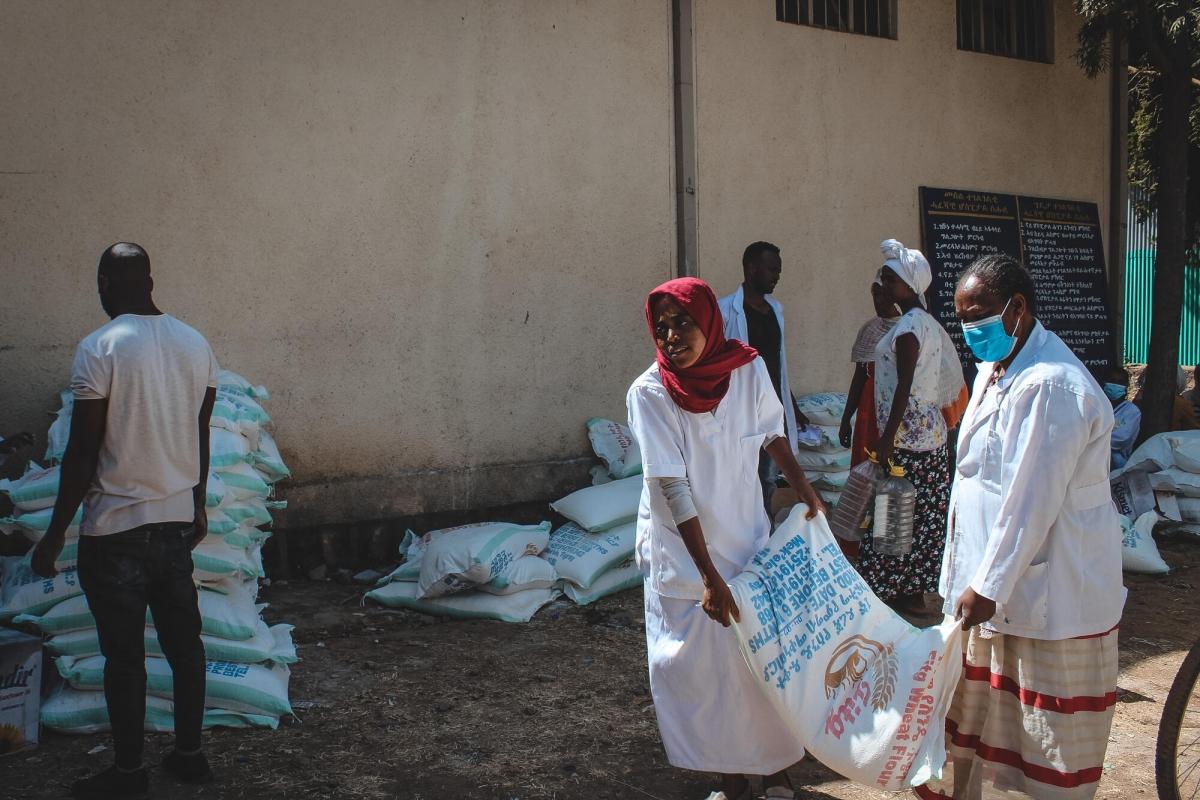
[
  {"x1": 742, "y1": 241, "x2": 780, "y2": 270},
  {"x1": 98, "y1": 242, "x2": 151, "y2": 282},
  {"x1": 958, "y1": 252, "x2": 1038, "y2": 316}
]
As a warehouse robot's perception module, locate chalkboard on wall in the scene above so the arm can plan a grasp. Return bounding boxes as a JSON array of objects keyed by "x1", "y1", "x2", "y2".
[{"x1": 918, "y1": 186, "x2": 1114, "y2": 375}]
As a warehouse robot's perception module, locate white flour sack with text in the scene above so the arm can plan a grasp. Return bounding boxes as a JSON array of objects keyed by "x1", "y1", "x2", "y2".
[{"x1": 728, "y1": 508, "x2": 962, "y2": 791}]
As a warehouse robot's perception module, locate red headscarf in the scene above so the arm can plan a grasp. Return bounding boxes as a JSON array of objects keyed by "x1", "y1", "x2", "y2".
[{"x1": 645, "y1": 277, "x2": 758, "y2": 413}]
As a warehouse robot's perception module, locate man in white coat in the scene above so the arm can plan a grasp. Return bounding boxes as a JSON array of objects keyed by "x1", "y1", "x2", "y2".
[
  {"x1": 718, "y1": 242, "x2": 809, "y2": 495},
  {"x1": 917, "y1": 254, "x2": 1124, "y2": 800}
]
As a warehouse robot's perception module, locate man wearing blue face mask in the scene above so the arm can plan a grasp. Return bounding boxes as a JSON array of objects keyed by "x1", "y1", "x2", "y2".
[
  {"x1": 1104, "y1": 366, "x2": 1140, "y2": 469},
  {"x1": 918, "y1": 254, "x2": 1124, "y2": 800}
]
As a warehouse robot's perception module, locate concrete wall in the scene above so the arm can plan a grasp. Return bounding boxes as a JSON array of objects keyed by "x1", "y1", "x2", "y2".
[
  {"x1": 0, "y1": 1, "x2": 675, "y2": 525},
  {"x1": 691, "y1": 0, "x2": 1113, "y2": 395},
  {"x1": 0, "y1": 1, "x2": 1115, "y2": 527}
]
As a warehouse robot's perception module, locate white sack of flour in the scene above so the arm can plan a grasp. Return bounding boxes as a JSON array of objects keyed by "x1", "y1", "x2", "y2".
[
  {"x1": 795, "y1": 393, "x2": 847, "y2": 427},
  {"x1": 586, "y1": 418, "x2": 642, "y2": 479},
  {"x1": 0, "y1": 463, "x2": 61, "y2": 513},
  {"x1": 416, "y1": 521, "x2": 551, "y2": 599},
  {"x1": 729, "y1": 508, "x2": 962, "y2": 791},
  {"x1": 1120, "y1": 511, "x2": 1170, "y2": 574},
  {"x1": 550, "y1": 476, "x2": 642, "y2": 532},
  {"x1": 543, "y1": 521, "x2": 636, "y2": 589}
]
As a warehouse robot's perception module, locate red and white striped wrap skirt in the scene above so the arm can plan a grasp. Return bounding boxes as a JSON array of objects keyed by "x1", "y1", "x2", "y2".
[{"x1": 915, "y1": 625, "x2": 1118, "y2": 800}]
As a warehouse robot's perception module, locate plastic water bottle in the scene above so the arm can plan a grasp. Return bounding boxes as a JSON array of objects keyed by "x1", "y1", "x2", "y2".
[
  {"x1": 871, "y1": 463, "x2": 916, "y2": 556},
  {"x1": 828, "y1": 452, "x2": 881, "y2": 543}
]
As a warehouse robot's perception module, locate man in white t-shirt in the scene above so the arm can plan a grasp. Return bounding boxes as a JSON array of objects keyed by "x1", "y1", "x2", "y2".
[{"x1": 31, "y1": 242, "x2": 218, "y2": 799}]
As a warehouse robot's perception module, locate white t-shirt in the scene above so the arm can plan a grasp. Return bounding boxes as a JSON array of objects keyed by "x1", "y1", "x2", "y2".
[
  {"x1": 627, "y1": 358, "x2": 784, "y2": 600},
  {"x1": 70, "y1": 314, "x2": 218, "y2": 536}
]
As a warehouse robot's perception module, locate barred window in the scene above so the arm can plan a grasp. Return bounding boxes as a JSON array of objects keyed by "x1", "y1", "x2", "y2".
[
  {"x1": 956, "y1": 0, "x2": 1053, "y2": 63},
  {"x1": 775, "y1": 0, "x2": 897, "y2": 39}
]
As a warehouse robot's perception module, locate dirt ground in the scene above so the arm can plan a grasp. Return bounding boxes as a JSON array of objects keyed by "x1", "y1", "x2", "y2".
[{"x1": 2, "y1": 530, "x2": 1196, "y2": 800}]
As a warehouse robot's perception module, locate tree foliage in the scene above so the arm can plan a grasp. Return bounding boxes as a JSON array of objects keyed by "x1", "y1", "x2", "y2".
[
  {"x1": 1077, "y1": 2, "x2": 1200, "y2": 231},
  {"x1": 1074, "y1": 1, "x2": 1200, "y2": 439}
]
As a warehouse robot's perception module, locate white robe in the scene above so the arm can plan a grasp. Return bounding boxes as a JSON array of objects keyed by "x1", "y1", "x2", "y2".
[
  {"x1": 939, "y1": 323, "x2": 1125, "y2": 640},
  {"x1": 627, "y1": 359, "x2": 806, "y2": 773}
]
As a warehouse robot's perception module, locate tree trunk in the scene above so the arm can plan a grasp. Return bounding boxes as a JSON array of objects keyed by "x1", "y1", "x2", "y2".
[{"x1": 1141, "y1": 68, "x2": 1191, "y2": 440}]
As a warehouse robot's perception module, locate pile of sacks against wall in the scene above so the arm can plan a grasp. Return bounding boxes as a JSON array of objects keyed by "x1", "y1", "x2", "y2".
[
  {"x1": 371, "y1": 396, "x2": 860, "y2": 625},
  {"x1": 559, "y1": 420, "x2": 653, "y2": 603},
  {"x1": 365, "y1": 421, "x2": 646, "y2": 621},
  {"x1": 0, "y1": 369, "x2": 297, "y2": 733},
  {"x1": 791, "y1": 393, "x2": 854, "y2": 510},
  {"x1": 364, "y1": 482, "x2": 642, "y2": 620},
  {"x1": 1109, "y1": 430, "x2": 1200, "y2": 574}
]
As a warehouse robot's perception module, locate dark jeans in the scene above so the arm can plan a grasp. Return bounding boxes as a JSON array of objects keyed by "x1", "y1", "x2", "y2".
[{"x1": 78, "y1": 522, "x2": 205, "y2": 769}]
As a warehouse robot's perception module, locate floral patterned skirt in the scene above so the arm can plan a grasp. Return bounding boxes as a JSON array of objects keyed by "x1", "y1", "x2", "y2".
[{"x1": 857, "y1": 444, "x2": 950, "y2": 602}]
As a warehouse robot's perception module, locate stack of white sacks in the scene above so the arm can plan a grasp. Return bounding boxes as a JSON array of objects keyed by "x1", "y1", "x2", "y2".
[
  {"x1": 792, "y1": 392, "x2": 853, "y2": 507},
  {"x1": 0, "y1": 369, "x2": 297, "y2": 733},
  {"x1": 364, "y1": 521, "x2": 562, "y2": 623},
  {"x1": 1110, "y1": 430, "x2": 1200, "y2": 575},
  {"x1": 364, "y1": 418, "x2": 644, "y2": 621}
]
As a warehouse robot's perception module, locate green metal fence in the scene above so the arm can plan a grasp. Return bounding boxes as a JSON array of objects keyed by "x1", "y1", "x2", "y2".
[{"x1": 1123, "y1": 200, "x2": 1200, "y2": 365}]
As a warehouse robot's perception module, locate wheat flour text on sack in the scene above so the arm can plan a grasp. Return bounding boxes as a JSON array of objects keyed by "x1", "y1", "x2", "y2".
[{"x1": 728, "y1": 508, "x2": 962, "y2": 791}]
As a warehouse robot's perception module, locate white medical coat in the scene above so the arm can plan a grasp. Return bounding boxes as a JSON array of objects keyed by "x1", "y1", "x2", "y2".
[
  {"x1": 627, "y1": 358, "x2": 785, "y2": 600},
  {"x1": 718, "y1": 285, "x2": 801, "y2": 450},
  {"x1": 939, "y1": 323, "x2": 1125, "y2": 640}
]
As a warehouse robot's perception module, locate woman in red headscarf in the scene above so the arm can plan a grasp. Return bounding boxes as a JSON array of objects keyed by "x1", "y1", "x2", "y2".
[{"x1": 627, "y1": 277, "x2": 824, "y2": 800}]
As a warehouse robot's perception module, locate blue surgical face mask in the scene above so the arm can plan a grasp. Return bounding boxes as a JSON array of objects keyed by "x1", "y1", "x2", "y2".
[
  {"x1": 1104, "y1": 382, "x2": 1127, "y2": 402},
  {"x1": 961, "y1": 299, "x2": 1020, "y2": 363}
]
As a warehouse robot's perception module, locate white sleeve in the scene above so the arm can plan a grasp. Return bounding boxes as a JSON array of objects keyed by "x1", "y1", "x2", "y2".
[
  {"x1": 627, "y1": 382, "x2": 687, "y2": 479},
  {"x1": 656, "y1": 476, "x2": 698, "y2": 525},
  {"x1": 206, "y1": 342, "x2": 220, "y2": 389},
  {"x1": 752, "y1": 358, "x2": 787, "y2": 439},
  {"x1": 969, "y1": 383, "x2": 1094, "y2": 606},
  {"x1": 888, "y1": 311, "x2": 921, "y2": 352},
  {"x1": 69, "y1": 339, "x2": 110, "y2": 400}
]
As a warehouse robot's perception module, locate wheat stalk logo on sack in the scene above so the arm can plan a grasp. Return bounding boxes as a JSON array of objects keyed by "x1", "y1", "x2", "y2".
[{"x1": 822, "y1": 635, "x2": 899, "y2": 738}]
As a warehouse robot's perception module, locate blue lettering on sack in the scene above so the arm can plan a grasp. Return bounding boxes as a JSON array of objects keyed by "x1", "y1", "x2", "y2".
[
  {"x1": 206, "y1": 662, "x2": 250, "y2": 679},
  {"x1": 744, "y1": 531, "x2": 878, "y2": 690}
]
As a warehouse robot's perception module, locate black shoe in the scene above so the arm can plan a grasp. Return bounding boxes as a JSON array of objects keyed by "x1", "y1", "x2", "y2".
[
  {"x1": 70, "y1": 765, "x2": 149, "y2": 799},
  {"x1": 161, "y1": 750, "x2": 214, "y2": 784}
]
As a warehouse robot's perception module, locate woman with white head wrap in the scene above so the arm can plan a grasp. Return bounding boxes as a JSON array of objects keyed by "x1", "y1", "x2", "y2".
[
  {"x1": 858, "y1": 238, "x2": 967, "y2": 615},
  {"x1": 881, "y1": 238, "x2": 932, "y2": 307},
  {"x1": 838, "y1": 275, "x2": 901, "y2": 476}
]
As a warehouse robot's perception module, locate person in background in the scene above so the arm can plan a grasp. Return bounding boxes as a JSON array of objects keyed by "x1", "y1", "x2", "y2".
[
  {"x1": 718, "y1": 242, "x2": 811, "y2": 497},
  {"x1": 0, "y1": 432, "x2": 34, "y2": 455},
  {"x1": 1105, "y1": 366, "x2": 1140, "y2": 470},
  {"x1": 1182, "y1": 366, "x2": 1200, "y2": 420},
  {"x1": 919, "y1": 254, "x2": 1123, "y2": 800},
  {"x1": 629, "y1": 277, "x2": 824, "y2": 800},
  {"x1": 839, "y1": 278, "x2": 900, "y2": 466},
  {"x1": 0, "y1": 431, "x2": 34, "y2": 468},
  {"x1": 1133, "y1": 366, "x2": 1199, "y2": 431},
  {"x1": 30, "y1": 243, "x2": 219, "y2": 799},
  {"x1": 859, "y1": 239, "x2": 965, "y2": 616},
  {"x1": 1174, "y1": 367, "x2": 1200, "y2": 430}
]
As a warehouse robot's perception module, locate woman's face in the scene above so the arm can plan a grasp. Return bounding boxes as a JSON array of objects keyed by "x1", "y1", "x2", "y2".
[
  {"x1": 653, "y1": 296, "x2": 707, "y2": 370},
  {"x1": 871, "y1": 283, "x2": 898, "y2": 318},
  {"x1": 879, "y1": 266, "x2": 914, "y2": 304}
]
